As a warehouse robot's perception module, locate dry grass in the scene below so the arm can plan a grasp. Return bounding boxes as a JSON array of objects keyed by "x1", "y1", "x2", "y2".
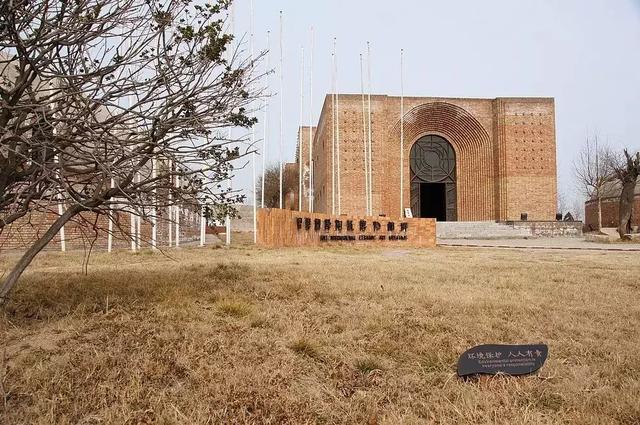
[{"x1": 1, "y1": 243, "x2": 640, "y2": 424}]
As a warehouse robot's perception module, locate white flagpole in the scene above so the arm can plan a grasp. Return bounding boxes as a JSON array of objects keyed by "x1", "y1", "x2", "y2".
[
  {"x1": 52, "y1": 109, "x2": 66, "y2": 252},
  {"x1": 175, "y1": 173, "x2": 180, "y2": 247},
  {"x1": 200, "y1": 206, "x2": 205, "y2": 247},
  {"x1": 56, "y1": 158, "x2": 66, "y2": 252},
  {"x1": 108, "y1": 177, "x2": 114, "y2": 252},
  {"x1": 360, "y1": 54, "x2": 369, "y2": 215},
  {"x1": 125, "y1": 33, "x2": 136, "y2": 252},
  {"x1": 331, "y1": 50, "x2": 336, "y2": 215},
  {"x1": 308, "y1": 26, "x2": 314, "y2": 213},
  {"x1": 151, "y1": 159, "x2": 157, "y2": 249},
  {"x1": 298, "y1": 46, "x2": 305, "y2": 211},
  {"x1": 135, "y1": 172, "x2": 141, "y2": 250},
  {"x1": 400, "y1": 49, "x2": 405, "y2": 218},
  {"x1": 262, "y1": 31, "x2": 270, "y2": 209},
  {"x1": 225, "y1": 3, "x2": 235, "y2": 245},
  {"x1": 278, "y1": 11, "x2": 284, "y2": 209},
  {"x1": 168, "y1": 161, "x2": 173, "y2": 247},
  {"x1": 367, "y1": 42, "x2": 373, "y2": 216},
  {"x1": 335, "y1": 37, "x2": 341, "y2": 215},
  {"x1": 250, "y1": 0, "x2": 257, "y2": 244},
  {"x1": 130, "y1": 198, "x2": 136, "y2": 251}
]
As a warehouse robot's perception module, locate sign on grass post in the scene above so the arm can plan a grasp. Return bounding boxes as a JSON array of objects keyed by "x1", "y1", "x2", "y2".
[{"x1": 457, "y1": 344, "x2": 548, "y2": 377}]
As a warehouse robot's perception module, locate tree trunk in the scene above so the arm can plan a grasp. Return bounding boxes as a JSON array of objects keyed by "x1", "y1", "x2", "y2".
[
  {"x1": 0, "y1": 205, "x2": 82, "y2": 305},
  {"x1": 597, "y1": 197, "x2": 602, "y2": 231},
  {"x1": 618, "y1": 178, "x2": 637, "y2": 239}
]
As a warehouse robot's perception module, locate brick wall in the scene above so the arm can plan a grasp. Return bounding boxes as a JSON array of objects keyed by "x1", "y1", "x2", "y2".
[
  {"x1": 0, "y1": 206, "x2": 202, "y2": 252},
  {"x1": 299, "y1": 95, "x2": 557, "y2": 221},
  {"x1": 584, "y1": 196, "x2": 640, "y2": 231},
  {"x1": 256, "y1": 208, "x2": 435, "y2": 248}
]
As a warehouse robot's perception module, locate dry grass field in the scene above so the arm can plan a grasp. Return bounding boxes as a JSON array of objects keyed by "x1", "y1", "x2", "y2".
[{"x1": 1, "y1": 242, "x2": 640, "y2": 424}]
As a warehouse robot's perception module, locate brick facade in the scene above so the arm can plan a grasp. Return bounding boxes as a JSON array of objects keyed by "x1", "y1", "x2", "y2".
[{"x1": 297, "y1": 95, "x2": 557, "y2": 221}]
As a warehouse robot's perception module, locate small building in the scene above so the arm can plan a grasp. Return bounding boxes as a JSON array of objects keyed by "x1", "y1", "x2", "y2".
[
  {"x1": 296, "y1": 95, "x2": 558, "y2": 221},
  {"x1": 584, "y1": 181, "x2": 640, "y2": 231}
]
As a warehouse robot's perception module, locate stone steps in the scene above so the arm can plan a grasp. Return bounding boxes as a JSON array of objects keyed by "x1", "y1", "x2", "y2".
[{"x1": 436, "y1": 221, "x2": 532, "y2": 240}]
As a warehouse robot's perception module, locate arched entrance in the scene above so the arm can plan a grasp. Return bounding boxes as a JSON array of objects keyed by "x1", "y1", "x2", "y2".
[{"x1": 410, "y1": 135, "x2": 457, "y2": 221}]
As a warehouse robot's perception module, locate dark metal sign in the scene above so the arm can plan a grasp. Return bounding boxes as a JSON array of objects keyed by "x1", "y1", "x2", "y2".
[
  {"x1": 296, "y1": 217, "x2": 409, "y2": 243},
  {"x1": 457, "y1": 344, "x2": 548, "y2": 377}
]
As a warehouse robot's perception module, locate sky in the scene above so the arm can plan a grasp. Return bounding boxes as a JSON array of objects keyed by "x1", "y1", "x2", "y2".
[{"x1": 230, "y1": 0, "x2": 640, "y2": 209}]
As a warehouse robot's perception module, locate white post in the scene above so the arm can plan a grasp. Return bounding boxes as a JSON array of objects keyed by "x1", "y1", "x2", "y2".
[
  {"x1": 226, "y1": 144, "x2": 232, "y2": 246},
  {"x1": 298, "y1": 46, "x2": 305, "y2": 211},
  {"x1": 309, "y1": 160, "x2": 315, "y2": 210},
  {"x1": 400, "y1": 49, "x2": 405, "y2": 218},
  {"x1": 335, "y1": 38, "x2": 341, "y2": 215},
  {"x1": 175, "y1": 174, "x2": 180, "y2": 247},
  {"x1": 51, "y1": 111, "x2": 65, "y2": 252},
  {"x1": 130, "y1": 205, "x2": 135, "y2": 251},
  {"x1": 151, "y1": 158, "x2": 157, "y2": 249},
  {"x1": 135, "y1": 172, "x2": 141, "y2": 250},
  {"x1": 308, "y1": 26, "x2": 314, "y2": 212},
  {"x1": 168, "y1": 161, "x2": 173, "y2": 247},
  {"x1": 331, "y1": 50, "x2": 336, "y2": 215},
  {"x1": 54, "y1": 154, "x2": 66, "y2": 252},
  {"x1": 225, "y1": 5, "x2": 234, "y2": 245},
  {"x1": 278, "y1": 11, "x2": 284, "y2": 209},
  {"x1": 108, "y1": 177, "x2": 114, "y2": 252},
  {"x1": 250, "y1": 0, "x2": 257, "y2": 244},
  {"x1": 262, "y1": 31, "x2": 270, "y2": 209},
  {"x1": 58, "y1": 192, "x2": 66, "y2": 252},
  {"x1": 200, "y1": 205, "x2": 205, "y2": 247},
  {"x1": 360, "y1": 54, "x2": 369, "y2": 215},
  {"x1": 225, "y1": 211, "x2": 231, "y2": 245},
  {"x1": 367, "y1": 42, "x2": 373, "y2": 216}
]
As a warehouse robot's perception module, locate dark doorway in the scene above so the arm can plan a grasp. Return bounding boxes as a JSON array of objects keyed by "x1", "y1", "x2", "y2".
[
  {"x1": 409, "y1": 135, "x2": 457, "y2": 221},
  {"x1": 420, "y1": 183, "x2": 447, "y2": 221}
]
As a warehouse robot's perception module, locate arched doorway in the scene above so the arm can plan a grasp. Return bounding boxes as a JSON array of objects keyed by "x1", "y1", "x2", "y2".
[{"x1": 410, "y1": 135, "x2": 457, "y2": 221}]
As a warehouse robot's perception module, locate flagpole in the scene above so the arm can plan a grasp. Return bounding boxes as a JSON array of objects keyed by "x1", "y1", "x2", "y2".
[
  {"x1": 366, "y1": 41, "x2": 373, "y2": 216},
  {"x1": 151, "y1": 159, "x2": 157, "y2": 249},
  {"x1": 278, "y1": 11, "x2": 284, "y2": 209},
  {"x1": 400, "y1": 48, "x2": 405, "y2": 218},
  {"x1": 225, "y1": 2, "x2": 235, "y2": 245},
  {"x1": 335, "y1": 37, "x2": 341, "y2": 215},
  {"x1": 331, "y1": 50, "x2": 336, "y2": 215},
  {"x1": 308, "y1": 26, "x2": 314, "y2": 212},
  {"x1": 360, "y1": 54, "x2": 369, "y2": 215},
  {"x1": 200, "y1": 206, "x2": 205, "y2": 246},
  {"x1": 136, "y1": 172, "x2": 141, "y2": 249},
  {"x1": 250, "y1": 0, "x2": 257, "y2": 244},
  {"x1": 175, "y1": 173, "x2": 180, "y2": 247},
  {"x1": 168, "y1": 161, "x2": 173, "y2": 247},
  {"x1": 298, "y1": 46, "x2": 305, "y2": 211},
  {"x1": 108, "y1": 177, "x2": 114, "y2": 252},
  {"x1": 262, "y1": 31, "x2": 270, "y2": 209}
]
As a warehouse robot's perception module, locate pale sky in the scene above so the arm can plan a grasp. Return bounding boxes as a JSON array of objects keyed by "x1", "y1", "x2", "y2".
[{"x1": 231, "y1": 0, "x2": 640, "y2": 210}]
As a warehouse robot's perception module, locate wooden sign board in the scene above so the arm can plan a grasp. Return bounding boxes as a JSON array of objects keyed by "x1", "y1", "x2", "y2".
[
  {"x1": 457, "y1": 344, "x2": 548, "y2": 377},
  {"x1": 404, "y1": 208, "x2": 413, "y2": 218}
]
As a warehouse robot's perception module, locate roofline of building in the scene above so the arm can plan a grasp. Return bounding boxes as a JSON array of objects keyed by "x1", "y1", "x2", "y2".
[{"x1": 322, "y1": 93, "x2": 555, "y2": 101}]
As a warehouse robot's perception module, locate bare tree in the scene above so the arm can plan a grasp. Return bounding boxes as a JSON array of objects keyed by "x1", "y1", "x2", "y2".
[
  {"x1": 256, "y1": 163, "x2": 299, "y2": 210},
  {"x1": 0, "y1": 0, "x2": 264, "y2": 303},
  {"x1": 574, "y1": 135, "x2": 614, "y2": 231},
  {"x1": 610, "y1": 149, "x2": 640, "y2": 239}
]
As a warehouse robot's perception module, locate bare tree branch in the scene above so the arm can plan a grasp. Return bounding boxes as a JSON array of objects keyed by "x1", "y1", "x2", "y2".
[{"x1": 0, "y1": 0, "x2": 265, "y2": 301}]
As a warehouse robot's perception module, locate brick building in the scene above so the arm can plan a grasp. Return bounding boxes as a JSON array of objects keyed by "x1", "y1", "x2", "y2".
[
  {"x1": 584, "y1": 182, "x2": 640, "y2": 231},
  {"x1": 296, "y1": 95, "x2": 557, "y2": 221}
]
